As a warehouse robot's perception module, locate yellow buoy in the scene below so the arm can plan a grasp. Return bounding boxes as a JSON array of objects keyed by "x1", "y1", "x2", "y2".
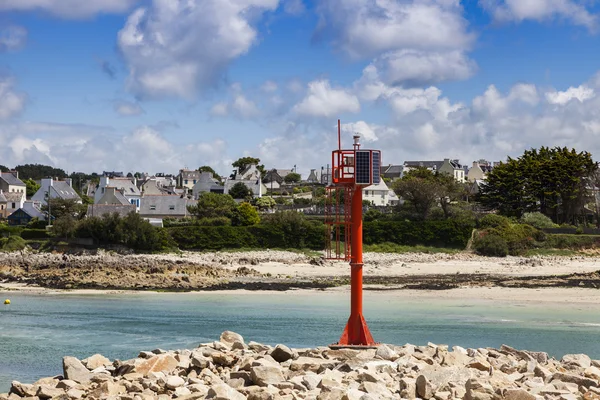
[{"x1": 3, "y1": 299, "x2": 10, "y2": 305}]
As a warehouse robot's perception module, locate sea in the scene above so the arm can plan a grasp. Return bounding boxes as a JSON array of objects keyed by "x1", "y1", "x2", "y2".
[{"x1": 1, "y1": 290, "x2": 600, "y2": 392}]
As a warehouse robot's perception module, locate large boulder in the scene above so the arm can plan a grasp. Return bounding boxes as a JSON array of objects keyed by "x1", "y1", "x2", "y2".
[
  {"x1": 82, "y1": 354, "x2": 111, "y2": 370},
  {"x1": 133, "y1": 354, "x2": 178, "y2": 376},
  {"x1": 375, "y1": 345, "x2": 399, "y2": 362},
  {"x1": 562, "y1": 354, "x2": 592, "y2": 369},
  {"x1": 220, "y1": 331, "x2": 245, "y2": 345},
  {"x1": 271, "y1": 345, "x2": 294, "y2": 363},
  {"x1": 464, "y1": 378, "x2": 495, "y2": 400},
  {"x1": 206, "y1": 384, "x2": 246, "y2": 400},
  {"x1": 62, "y1": 357, "x2": 92, "y2": 384},
  {"x1": 250, "y1": 366, "x2": 285, "y2": 386}
]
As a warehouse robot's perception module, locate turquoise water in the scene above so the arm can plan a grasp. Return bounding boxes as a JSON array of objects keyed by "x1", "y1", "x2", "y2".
[{"x1": 1, "y1": 290, "x2": 600, "y2": 392}]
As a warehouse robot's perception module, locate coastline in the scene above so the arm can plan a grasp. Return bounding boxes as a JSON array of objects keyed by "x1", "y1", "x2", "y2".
[{"x1": 1, "y1": 249, "x2": 600, "y2": 299}]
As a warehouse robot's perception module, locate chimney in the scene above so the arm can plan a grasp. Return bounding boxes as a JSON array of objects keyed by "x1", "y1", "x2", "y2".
[
  {"x1": 65, "y1": 178, "x2": 72, "y2": 187},
  {"x1": 473, "y1": 161, "x2": 479, "y2": 168},
  {"x1": 10, "y1": 170, "x2": 18, "y2": 179}
]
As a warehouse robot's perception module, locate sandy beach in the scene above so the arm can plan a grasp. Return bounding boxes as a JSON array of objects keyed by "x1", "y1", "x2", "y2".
[{"x1": 1, "y1": 250, "x2": 600, "y2": 306}]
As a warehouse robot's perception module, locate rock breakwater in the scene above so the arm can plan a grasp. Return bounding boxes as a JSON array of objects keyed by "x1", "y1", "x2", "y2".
[{"x1": 3, "y1": 332, "x2": 600, "y2": 400}]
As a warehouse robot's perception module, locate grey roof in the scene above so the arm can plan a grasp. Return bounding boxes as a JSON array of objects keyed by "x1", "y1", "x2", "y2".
[
  {"x1": 224, "y1": 179, "x2": 264, "y2": 197},
  {"x1": 4, "y1": 192, "x2": 24, "y2": 202},
  {"x1": 0, "y1": 172, "x2": 25, "y2": 186},
  {"x1": 404, "y1": 161, "x2": 444, "y2": 170},
  {"x1": 104, "y1": 178, "x2": 140, "y2": 196},
  {"x1": 383, "y1": 165, "x2": 403, "y2": 174},
  {"x1": 50, "y1": 181, "x2": 81, "y2": 200},
  {"x1": 86, "y1": 183, "x2": 96, "y2": 197},
  {"x1": 97, "y1": 187, "x2": 131, "y2": 205},
  {"x1": 139, "y1": 195, "x2": 190, "y2": 216},
  {"x1": 21, "y1": 202, "x2": 45, "y2": 219},
  {"x1": 180, "y1": 170, "x2": 201, "y2": 180},
  {"x1": 87, "y1": 204, "x2": 136, "y2": 218}
]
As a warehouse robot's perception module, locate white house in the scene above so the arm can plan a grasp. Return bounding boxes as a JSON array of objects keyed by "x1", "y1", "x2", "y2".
[
  {"x1": 362, "y1": 180, "x2": 399, "y2": 206},
  {"x1": 94, "y1": 176, "x2": 141, "y2": 210},
  {"x1": 32, "y1": 178, "x2": 82, "y2": 205},
  {"x1": 438, "y1": 159, "x2": 465, "y2": 183}
]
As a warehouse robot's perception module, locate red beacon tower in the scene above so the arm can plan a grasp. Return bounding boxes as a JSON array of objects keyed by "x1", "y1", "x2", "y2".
[{"x1": 326, "y1": 119, "x2": 380, "y2": 348}]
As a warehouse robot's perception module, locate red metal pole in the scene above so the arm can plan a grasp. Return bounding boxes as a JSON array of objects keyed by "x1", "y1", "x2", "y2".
[
  {"x1": 338, "y1": 119, "x2": 341, "y2": 151},
  {"x1": 336, "y1": 185, "x2": 376, "y2": 347}
]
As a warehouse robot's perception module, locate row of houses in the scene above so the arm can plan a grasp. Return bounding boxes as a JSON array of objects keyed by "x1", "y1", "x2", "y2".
[{"x1": 382, "y1": 159, "x2": 497, "y2": 183}]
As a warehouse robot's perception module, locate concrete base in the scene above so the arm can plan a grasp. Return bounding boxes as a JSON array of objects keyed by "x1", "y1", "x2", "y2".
[{"x1": 328, "y1": 344, "x2": 380, "y2": 350}]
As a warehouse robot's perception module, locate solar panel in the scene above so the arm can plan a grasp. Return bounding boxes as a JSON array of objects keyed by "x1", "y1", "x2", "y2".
[
  {"x1": 372, "y1": 151, "x2": 381, "y2": 185},
  {"x1": 355, "y1": 150, "x2": 371, "y2": 185}
]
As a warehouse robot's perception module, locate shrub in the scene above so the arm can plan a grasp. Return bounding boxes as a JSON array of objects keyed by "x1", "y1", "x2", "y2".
[
  {"x1": 521, "y1": 212, "x2": 558, "y2": 229},
  {"x1": 479, "y1": 214, "x2": 512, "y2": 229},
  {"x1": 473, "y1": 233, "x2": 508, "y2": 257},
  {"x1": 233, "y1": 202, "x2": 260, "y2": 226},
  {"x1": 0, "y1": 236, "x2": 27, "y2": 252},
  {"x1": 362, "y1": 219, "x2": 475, "y2": 248}
]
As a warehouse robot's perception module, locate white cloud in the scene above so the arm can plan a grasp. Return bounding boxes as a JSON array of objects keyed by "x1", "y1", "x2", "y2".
[
  {"x1": 0, "y1": 0, "x2": 139, "y2": 18},
  {"x1": 546, "y1": 85, "x2": 595, "y2": 105},
  {"x1": 340, "y1": 121, "x2": 378, "y2": 142},
  {"x1": 117, "y1": 0, "x2": 279, "y2": 99},
  {"x1": 283, "y1": 0, "x2": 305, "y2": 15},
  {"x1": 0, "y1": 77, "x2": 26, "y2": 120},
  {"x1": 315, "y1": 0, "x2": 476, "y2": 85},
  {"x1": 114, "y1": 100, "x2": 144, "y2": 116},
  {"x1": 0, "y1": 26, "x2": 27, "y2": 52},
  {"x1": 317, "y1": 0, "x2": 474, "y2": 60},
  {"x1": 480, "y1": 0, "x2": 597, "y2": 30},
  {"x1": 293, "y1": 80, "x2": 360, "y2": 117},
  {"x1": 210, "y1": 102, "x2": 229, "y2": 117},
  {"x1": 261, "y1": 80, "x2": 278, "y2": 92},
  {"x1": 232, "y1": 95, "x2": 259, "y2": 118},
  {"x1": 374, "y1": 49, "x2": 476, "y2": 86}
]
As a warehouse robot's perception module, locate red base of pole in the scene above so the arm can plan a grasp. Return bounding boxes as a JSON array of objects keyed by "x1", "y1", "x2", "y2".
[{"x1": 335, "y1": 313, "x2": 377, "y2": 346}]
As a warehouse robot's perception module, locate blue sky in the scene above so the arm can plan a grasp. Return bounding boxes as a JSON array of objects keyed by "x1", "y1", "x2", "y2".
[{"x1": 1, "y1": 0, "x2": 600, "y2": 176}]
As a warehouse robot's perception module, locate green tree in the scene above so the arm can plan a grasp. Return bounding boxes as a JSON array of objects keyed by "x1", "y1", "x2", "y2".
[
  {"x1": 23, "y1": 178, "x2": 40, "y2": 198},
  {"x1": 284, "y1": 172, "x2": 301, "y2": 184},
  {"x1": 0, "y1": 165, "x2": 9, "y2": 172},
  {"x1": 392, "y1": 167, "x2": 443, "y2": 220},
  {"x1": 51, "y1": 215, "x2": 77, "y2": 239},
  {"x1": 15, "y1": 164, "x2": 67, "y2": 180},
  {"x1": 478, "y1": 147, "x2": 597, "y2": 223},
  {"x1": 255, "y1": 196, "x2": 276, "y2": 210},
  {"x1": 232, "y1": 202, "x2": 260, "y2": 226},
  {"x1": 229, "y1": 182, "x2": 253, "y2": 199},
  {"x1": 187, "y1": 192, "x2": 237, "y2": 219},
  {"x1": 41, "y1": 198, "x2": 86, "y2": 220},
  {"x1": 198, "y1": 165, "x2": 222, "y2": 182},
  {"x1": 232, "y1": 157, "x2": 265, "y2": 175}
]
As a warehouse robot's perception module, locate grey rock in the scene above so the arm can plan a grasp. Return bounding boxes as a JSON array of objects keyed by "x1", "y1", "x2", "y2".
[
  {"x1": 552, "y1": 372, "x2": 598, "y2": 388},
  {"x1": 62, "y1": 357, "x2": 91, "y2": 384},
  {"x1": 504, "y1": 389, "x2": 537, "y2": 400},
  {"x1": 166, "y1": 376, "x2": 185, "y2": 389},
  {"x1": 35, "y1": 386, "x2": 64, "y2": 400},
  {"x1": 375, "y1": 345, "x2": 398, "y2": 362},
  {"x1": 220, "y1": 331, "x2": 244, "y2": 345},
  {"x1": 250, "y1": 366, "x2": 285, "y2": 386},
  {"x1": 206, "y1": 384, "x2": 246, "y2": 400},
  {"x1": 82, "y1": 354, "x2": 111, "y2": 370},
  {"x1": 271, "y1": 345, "x2": 294, "y2": 363},
  {"x1": 562, "y1": 354, "x2": 592, "y2": 369},
  {"x1": 417, "y1": 375, "x2": 434, "y2": 399}
]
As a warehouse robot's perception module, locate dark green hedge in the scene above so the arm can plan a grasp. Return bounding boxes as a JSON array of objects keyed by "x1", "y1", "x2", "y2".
[
  {"x1": 168, "y1": 222, "x2": 326, "y2": 251},
  {"x1": 363, "y1": 220, "x2": 475, "y2": 248},
  {"x1": 168, "y1": 220, "x2": 473, "y2": 251},
  {"x1": 20, "y1": 229, "x2": 51, "y2": 239}
]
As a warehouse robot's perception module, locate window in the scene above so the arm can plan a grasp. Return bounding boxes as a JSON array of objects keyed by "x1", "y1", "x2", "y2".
[
  {"x1": 193, "y1": 180, "x2": 197, "y2": 184},
  {"x1": 11, "y1": 203, "x2": 15, "y2": 208},
  {"x1": 150, "y1": 205, "x2": 156, "y2": 210},
  {"x1": 185, "y1": 180, "x2": 188, "y2": 184},
  {"x1": 169, "y1": 205, "x2": 175, "y2": 210}
]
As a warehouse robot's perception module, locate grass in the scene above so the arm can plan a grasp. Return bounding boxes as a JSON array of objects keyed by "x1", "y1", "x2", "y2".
[
  {"x1": 363, "y1": 242, "x2": 462, "y2": 254},
  {"x1": 524, "y1": 249, "x2": 580, "y2": 257}
]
